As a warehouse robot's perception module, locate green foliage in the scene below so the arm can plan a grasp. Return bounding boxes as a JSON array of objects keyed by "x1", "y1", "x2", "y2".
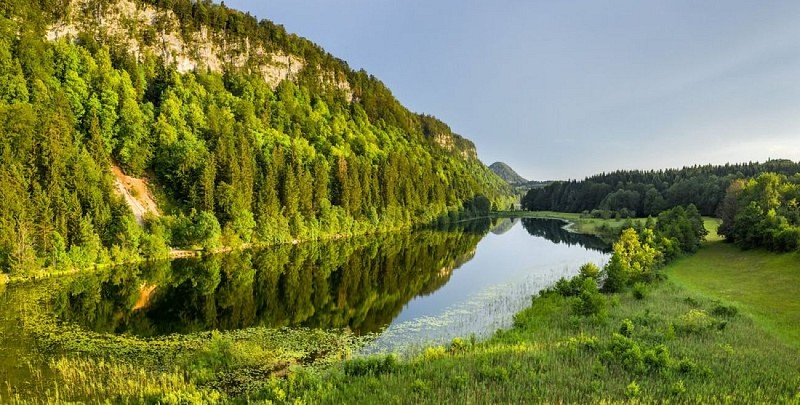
[
  {"x1": 578, "y1": 262, "x2": 601, "y2": 280},
  {"x1": 0, "y1": 0, "x2": 510, "y2": 274},
  {"x1": 718, "y1": 172, "x2": 800, "y2": 252},
  {"x1": 674, "y1": 309, "x2": 716, "y2": 335},
  {"x1": 711, "y1": 303, "x2": 738, "y2": 318},
  {"x1": 343, "y1": 354, "x2": 398, "y2": 377},
  {"x1": 632, "y1": 282, "x2": 647, "y2": 300},
  {"x1": 571, "y1": 277, "x2": 608, "y2": 319},
  {"x1": 602, "y1": 228, "x2": 660, "y2": 292},
  {"x1": 523, "y1": 159, "x2": 800, "y2": 216}
]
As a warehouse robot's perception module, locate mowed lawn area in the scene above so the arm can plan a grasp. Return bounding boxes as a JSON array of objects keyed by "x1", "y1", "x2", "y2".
[{"x1": 667, "y1": 218, "x2": 800, "y2": 350}]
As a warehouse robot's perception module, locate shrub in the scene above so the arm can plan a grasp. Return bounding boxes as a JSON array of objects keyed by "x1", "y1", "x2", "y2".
[
  {"x1": 711, "y1": 303, "x2": 738, "y2": 317},
  {"x1": 449, "y1": 337, "x2": 469, "y2": 354},
  {"x1": 410, "y1": 379, "x2": 429, "y2": 393},
  {"x1": 572, "y1": 278, "x2": 608, "y2": 318},
  {"x1": 671, "y1": 379, "x2": 687, "y2": 396},
  {"x1": 643, "y1": 344, "x2": 671, "y2": 371},
  {"x1": 552, "y1": 276, "x2": 583, "y2": 297},
  {"x1": 619, "y1": 319, "x2": 634, "y2": 337},
  {"x1": 607, "y1": 333, "x2": 645, "y2": 373},
  {"x1": 343, "y1": 354, "x2": 398, "y2": 377},
  {"x1": 579, "y1": 262, "x2": 601, "y2": 280},
  {"x1": 478, "y1": 365, "x2": 510, "y2": 382},
  {"x1": 632, "y1": 282, "x2": 647, "y2": 300},
  {"x1": 626, "y1": 380, "x2": 641, "y2": 398},
  {"x1": 674, "y1": 309, "x2": 716, "y2": 335},
  {"x1": 564, "y1": 333, "x2": 600, "y2": 352},
  {"x1": 421, "y1": 346, "x2": 447, "y2": 361}
]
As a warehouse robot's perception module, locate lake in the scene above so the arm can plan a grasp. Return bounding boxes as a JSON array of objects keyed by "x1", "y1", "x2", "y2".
[{"x1": 0, "y1": 217, "x2": 608, "y2": 395}]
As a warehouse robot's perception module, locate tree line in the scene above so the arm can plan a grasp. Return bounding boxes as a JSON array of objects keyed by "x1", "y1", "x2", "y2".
[
  {"x1": 718, "y1": 172, "x2": 800, "y2": 252},
  {"x1": 522, "y1": 160, "x2": 800, "y2": 217}
]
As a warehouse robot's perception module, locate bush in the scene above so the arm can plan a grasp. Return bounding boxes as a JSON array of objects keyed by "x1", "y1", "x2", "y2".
[
  {"x1": 343, "y1": 354, "x2": 398, "y2": 377},
  {"x1": 478, "y1": 365, "x2": 510, "y2": 382},
  {"x1": 643, "y1": 344, "x2": 671, "y2": 371},
  {"x1": 421, "y1": 346, "x2": 447, "y2": 361},
  {"x1": 619, "y1": 319, "x2": 634, "y2": 337},
  {"x1": 674, "y1": 309, "x2": 716, "y2": 335},
  {"x1": 711, "y1": 303, "x2": 738, "y2": 317},
  {"x1": 626, "y1": 380, "x2": 641, "y2": 399},
  {"x1": 572, "y1": 278, "x2": 608, "y2": 318},
  {"x1": 632, "y1": 282, "x2": 647, "y2": 300},
  {"x1": 579, "y1": 262, "x2": 601, "y2": 280},
  {"x1": 449, "y1": 337, "x2": 469, "y2": 354}
]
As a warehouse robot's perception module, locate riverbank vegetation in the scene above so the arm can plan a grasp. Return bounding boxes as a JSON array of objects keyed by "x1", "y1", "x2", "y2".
[
  {"x1": 242, "y1": 205, "x2": 798, "y2": 403},
  {"x1": 3, "y1": 207, "x2": 798, "y2": 403}
]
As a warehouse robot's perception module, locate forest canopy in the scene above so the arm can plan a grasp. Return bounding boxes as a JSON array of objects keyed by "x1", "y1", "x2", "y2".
[
  {"x1": 0, "y1": 0, "x2": 510, "y2": 274},
  {"x1": 522, "y1": 160, "x2": 800, "y2": 218}
]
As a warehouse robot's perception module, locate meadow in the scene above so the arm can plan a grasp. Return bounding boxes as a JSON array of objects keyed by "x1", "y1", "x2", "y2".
[{"x1": 668, "y1": 219, "x2": 800, "y2": 350}]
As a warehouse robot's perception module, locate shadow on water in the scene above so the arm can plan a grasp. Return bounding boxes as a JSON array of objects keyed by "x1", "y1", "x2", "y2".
[
  {"x1": 53, "y1": 228, "x2": 489, "y2": 337},
  {"x1": 520, "y1": 218, "x2": 610, "y2": 252},
  {"x1": 49, "y1": 217, "x2": 607, "y2": 340}
]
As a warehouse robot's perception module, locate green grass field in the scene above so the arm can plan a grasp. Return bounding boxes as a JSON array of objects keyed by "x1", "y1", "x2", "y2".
[
  {"x1": 667, "y1": 218, "x2": 800, "y2": 350},
  {"x1": 272, "y1": 278, "x2": 799, "y2": 403}
]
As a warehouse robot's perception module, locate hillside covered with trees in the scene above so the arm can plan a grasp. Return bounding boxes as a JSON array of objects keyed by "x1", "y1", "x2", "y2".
[
  {"x1": 0, "y1": 0, "x2": 510, "y2": 275},
  {"x1": 489, "y1": 162, "x2": 527, "y2": 185},
  {"x1": 522, "y1": 160, "x2": 800, "y2": 217}
]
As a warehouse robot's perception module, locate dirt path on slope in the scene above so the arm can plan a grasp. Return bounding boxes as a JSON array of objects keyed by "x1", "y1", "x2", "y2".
[{"x1": 111, "y1": 165, "x2": 160, "y2": 225}]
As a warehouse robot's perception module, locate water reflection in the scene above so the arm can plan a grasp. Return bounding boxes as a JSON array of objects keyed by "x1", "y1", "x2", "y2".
[
  {"x1": 521, "y1": 218, "x2": 610, "y2": 252},
  {"x1": 55, "y1": 224, "x2": 492, "y2": 337},
  {"x1": 54, "y1": 218, "x2": 608, "y2": 339}
]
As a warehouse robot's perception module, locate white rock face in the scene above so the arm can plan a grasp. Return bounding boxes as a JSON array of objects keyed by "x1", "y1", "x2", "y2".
[{"x1": 46, "y1": 0, "x2": 351, "y2": 96}]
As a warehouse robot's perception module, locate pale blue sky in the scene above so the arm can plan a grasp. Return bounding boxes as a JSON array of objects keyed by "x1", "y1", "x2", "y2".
[{"x1": 225, "y1": 0, "x2": 800, "y2": 180}]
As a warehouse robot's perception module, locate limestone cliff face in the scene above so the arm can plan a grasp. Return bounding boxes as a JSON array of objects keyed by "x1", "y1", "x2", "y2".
[
  {"x1": 45, "y1": 0, "x2": 487, "y2": 163},
  {"x1": 433, "y1": 132, "x2": 478, "y2": 160},
  {"x1": 46, "y1": 0, "x2": 350, "y2": 97}
]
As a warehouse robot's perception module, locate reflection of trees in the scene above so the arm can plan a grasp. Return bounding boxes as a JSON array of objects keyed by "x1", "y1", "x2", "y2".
[
  {"x1": 520, "y1": 218, "x2": 609, "y2": 252},
  {"x1": 54, "y1": 229, "x2": 486, "y2": 336},
  {"x1": 490, "y1": 218, "x2": 518, "y2": 235}
]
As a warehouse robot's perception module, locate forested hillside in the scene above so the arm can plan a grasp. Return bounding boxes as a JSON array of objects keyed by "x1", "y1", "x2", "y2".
[
  {"x1": 522, "y1": 160, "x2": 800, "y2": 217},
  {"x1": 489, "y1": 162, "x2": 527, "y2": 185},
  {"x1": 0, "y1": 0, "x2": 510, "y2": 275}
]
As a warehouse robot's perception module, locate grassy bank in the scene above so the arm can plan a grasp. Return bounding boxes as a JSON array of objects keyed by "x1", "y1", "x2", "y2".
[
  {"x1": 668, "y1": 219, "x2": 800, "y2": 350},
  {"x1": 253, "y1": 215, "x2": 800, "y2": 403},
  {"x1": 262, "y1": 278, "x2": 799, "y2": 403}
]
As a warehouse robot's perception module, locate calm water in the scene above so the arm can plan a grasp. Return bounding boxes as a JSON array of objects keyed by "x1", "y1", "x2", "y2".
[{"x1": 1, "y1": 218, "x2": 608, "y2": 361}]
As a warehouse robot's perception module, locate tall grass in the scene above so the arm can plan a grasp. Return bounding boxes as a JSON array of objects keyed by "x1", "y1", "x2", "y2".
[{"x1": 257, "y1": 279, "x2": 800, "y2": 404}]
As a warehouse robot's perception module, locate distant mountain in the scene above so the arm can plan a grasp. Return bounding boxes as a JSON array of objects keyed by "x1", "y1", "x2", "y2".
[{"x1": 489, "y1": 162, "x2": 528, "y2": 185}]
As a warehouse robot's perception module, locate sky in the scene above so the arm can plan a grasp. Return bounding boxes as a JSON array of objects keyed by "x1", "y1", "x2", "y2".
[{"x1": 225, "y1": 0, "x2": 800, "y2": 180}]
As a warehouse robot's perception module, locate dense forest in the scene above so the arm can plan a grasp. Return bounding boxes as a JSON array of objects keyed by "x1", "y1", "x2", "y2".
[
  {"x1": 522, "y1": 160, "x2": 800, "y2": 217},
  {"x1": 0, "y1": 0, "x2": 510, "y2": 275}
]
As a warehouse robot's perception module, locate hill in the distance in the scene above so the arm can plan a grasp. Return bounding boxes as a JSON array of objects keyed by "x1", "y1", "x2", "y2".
[{"x1": 489, "y1": 162, "x2": 528, "y2": 185}]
